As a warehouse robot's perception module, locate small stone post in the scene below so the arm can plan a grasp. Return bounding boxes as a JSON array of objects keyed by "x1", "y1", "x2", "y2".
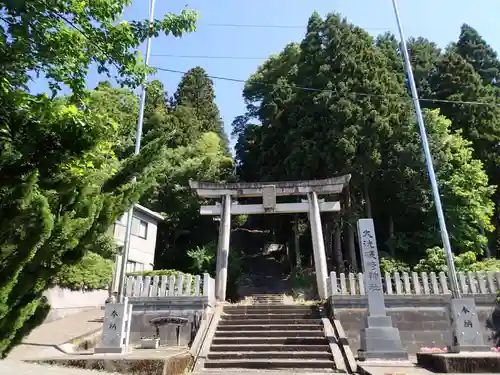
[{"x1": 95, "y1": 297, "x2": 132, "y2": 354}]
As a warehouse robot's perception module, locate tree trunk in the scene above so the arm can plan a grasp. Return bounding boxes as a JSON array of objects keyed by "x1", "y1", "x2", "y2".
[
  {"x1": 388, "y1": 215, "x2": 395, "y2": 257},
  {"x1": 323, "y1": 219, "x2": 334, "y2": 270},
  {"x1": 494, "y1": 185, "x2": 500, "y2": 257},
  {"x1": 363, "y1": 174, "x2": 372, "y2": 218},
  {"x1": 343, "y1": 186, "x2": 358, "y2": 271},
  {"x1": 333, "y1": 218, "x2": 343, "y2": 274},
  {"x1": 285, "y1": 242, "x2": 291, "y2": 273},
  {"x1": 293, "y1": 217, "x2": 301, "y2": 269}
]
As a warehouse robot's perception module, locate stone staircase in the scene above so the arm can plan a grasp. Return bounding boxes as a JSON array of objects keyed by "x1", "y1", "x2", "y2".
[{"x1": 199, "y1": 294, "x2": 338, "y2": 373}]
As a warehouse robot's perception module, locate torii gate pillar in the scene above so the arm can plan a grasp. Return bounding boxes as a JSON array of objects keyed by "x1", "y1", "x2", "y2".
[
  {"x1": 215, "y1": 195, "x2": 231, "y2": 301},
  {"x1": 308, "y1": 191, "x2": 329, "y2": 299}
]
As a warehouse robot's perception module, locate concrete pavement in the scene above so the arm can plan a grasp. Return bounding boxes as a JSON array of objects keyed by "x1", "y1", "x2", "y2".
[
  {"x1": 0, "y1": 360, "x2": 114, "y2": 375},
  {"x1": 7, "y1": 308, "x2": 104, "y2": 360}
]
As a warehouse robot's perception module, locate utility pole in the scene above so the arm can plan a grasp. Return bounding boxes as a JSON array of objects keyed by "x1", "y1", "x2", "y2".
[
  {"x1": 117, "y1": 0, "x2": 157, "y2": 303},
  {"x1": 390, "y1": 0, "x2": 461, "y2": 299},
  {"x1": 391, "y1": 0, "x2": 490, "y2": 353}
]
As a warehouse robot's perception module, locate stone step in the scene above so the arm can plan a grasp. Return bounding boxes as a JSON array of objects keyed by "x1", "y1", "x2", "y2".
[
  {"x1": 251, "y1": 297, "x2": 284, "y2": 302},
  {"x1": 222, "y1": 313, "x2": 318, "y2": 320},
  {"x1": 212, "y1": 336, "x2": 328, "y2": 345},
  {"x1": 218, "y1": 324, "x2": 323, "y2": 331},
  {"x1": 226, "y1": 304, "x2": 315, "y2": 309},
  {"x1": 204, "y1": 358, "x2": 335, "y2": 370},
  {"x1": 224, "y1": 306, "x2": 316, "y2": 313},
  {"x1": 200, "y1": 372, "x2": 336, "y2": 375},
  {"x1": 218, "y1": 318, "x2": 322, "y2": 326},
  {"x1": 215, "y1": 330, "x2": 325, "y2": 338},
  {"x1": 209, "y1": 344, "x2": 331, "y2": 352},
  {"x1": 208, "y1": 351, "x2": 333, "y2": 360}
]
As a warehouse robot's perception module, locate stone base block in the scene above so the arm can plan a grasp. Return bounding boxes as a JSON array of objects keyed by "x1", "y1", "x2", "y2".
[
  {"x1": 94, "y1": 346, "x2": 129, "y2": 354},
  {"x1": 417, "y1": 352, "x2": 500, "y2": 373},
  {"x1": 359, "y1": 315, "x2": 408, "y2": 360}
]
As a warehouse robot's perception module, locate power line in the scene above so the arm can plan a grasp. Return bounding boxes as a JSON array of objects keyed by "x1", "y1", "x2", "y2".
[
  {"x1": 154, "y1": 66, "x2": 500, "y2": 108},
  {"x1": 28, "y1": 7, "x2": 500, "y2": 108},
  {"x1": 203, "y1": 22, "x2": 391, "y2": 31},
  {"x1": 151, "y1": 53, "x2": 268, "y2": 60},
  {"x1": 150, "y1": 52, "x2": 499, "y2": 65}
]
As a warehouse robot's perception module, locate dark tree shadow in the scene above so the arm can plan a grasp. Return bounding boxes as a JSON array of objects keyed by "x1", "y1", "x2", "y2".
[{"x1": 486, "y1": 293, "x2": 500, "y2": 347}]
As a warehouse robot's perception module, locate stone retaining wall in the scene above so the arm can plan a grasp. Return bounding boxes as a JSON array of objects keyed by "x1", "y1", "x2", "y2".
[
  {"x1": 128, "y1": 296, "x2": 211, "y2": 346},
  {"x1": 43, "y1": 286, "x2": 108, "y2": 322},
  {"x1": 329, "y1": 294, "x2": 497, "y2": 355}
]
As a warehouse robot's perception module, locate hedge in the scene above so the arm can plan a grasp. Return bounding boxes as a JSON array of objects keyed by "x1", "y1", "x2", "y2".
[{"x1": 55, "y1": 252, "x2": 113, "y2": 290}]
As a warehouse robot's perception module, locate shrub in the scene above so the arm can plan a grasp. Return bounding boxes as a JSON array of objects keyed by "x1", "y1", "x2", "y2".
[
  {"x1": 414, "y1": 247, "x2": 500, "y2": 273},
  {"x1": 185, "y1": 243, "x2": 243, "y2": 301},
  {"x1": 187, "y1": 242, "x2": 216, "y2": 274},
  {"x1": 55, "y1": 252, "x2": 113, "y2": 290},
  {"x1": 486, "y1": 290, "x2": 500, "y2": 346},
  {"x1": 380, "y1": 258, "x2": 411, "y2": 274}
]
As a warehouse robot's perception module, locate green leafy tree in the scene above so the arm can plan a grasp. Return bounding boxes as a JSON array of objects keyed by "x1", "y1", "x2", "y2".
[
  {"x1": 386, "y1": 110, "x2": 494, "y2": 258},
  {"x1": 0, "y1": 0, "x2": 197, "y2": 96},
  {"x1": 0, "y1": 0, "x2": 197, "y2": 357},
  {"x1": 142, "y1": 132, "x2": 234, "y2": 271},
  {"x1": 429, "y1": 51, "x2": 500, "y2": 253},
  {"x1": 87, "y1": 82, "x2": 139, "y2": 159}
]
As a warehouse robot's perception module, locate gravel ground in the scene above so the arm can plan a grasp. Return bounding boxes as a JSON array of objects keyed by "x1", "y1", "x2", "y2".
[{"x1": 0, "y1": 360, "x2": 114, "y2": 375}]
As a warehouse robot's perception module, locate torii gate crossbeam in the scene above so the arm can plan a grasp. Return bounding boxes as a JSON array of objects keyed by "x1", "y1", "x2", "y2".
[{"x1": 189, "y1": 176, "x2": 351, "y2": 302}]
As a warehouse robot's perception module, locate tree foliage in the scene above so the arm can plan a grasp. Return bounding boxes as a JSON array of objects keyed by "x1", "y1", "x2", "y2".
[
  {"x1": 0, "y1": 0, "x2": 197, "y2": 95},
  {"x1": 233, "y1": 12, "x2": 499, "y2": 268},
  {"x1": 173, "y1": 67, "x2": 230, "y2": 153},
  {"x1": 0, "y1": 0, "x2": 198, "y2": 357}
]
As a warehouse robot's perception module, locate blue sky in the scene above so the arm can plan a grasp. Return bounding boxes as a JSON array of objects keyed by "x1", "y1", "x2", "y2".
[{"x1": 31, "y1": 0, "x2": 500, "y2": 150}]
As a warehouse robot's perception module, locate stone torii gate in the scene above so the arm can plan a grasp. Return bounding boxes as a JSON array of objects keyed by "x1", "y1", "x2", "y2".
[{"x1": 189, "y1": 175, "x2": 351, "y2": 302}]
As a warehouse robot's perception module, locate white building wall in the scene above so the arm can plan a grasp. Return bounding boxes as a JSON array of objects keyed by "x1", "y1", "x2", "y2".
[
  {"x1": 113, "y1": 210, "x2": 158, "y2": 269},
  {"x1": 110, "y1": 206, "x2": 160, "y2": 292}
]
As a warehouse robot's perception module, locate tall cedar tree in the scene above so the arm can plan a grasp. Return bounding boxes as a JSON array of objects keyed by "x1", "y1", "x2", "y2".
[
  {"x1": 234, "y1": 12, "x2": 495, "y2": 264},
  {"x1": 173, "y1": 67, "x2": 230, "y2": 153}
]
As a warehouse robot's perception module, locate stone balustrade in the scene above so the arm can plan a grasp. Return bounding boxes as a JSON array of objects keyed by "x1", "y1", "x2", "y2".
[
  {"x1": 124, "y1": 273, "x2": 215, "y2": 301},
  {"x1": 326, "y1": 270, "x2": 500, "y2": 296}
]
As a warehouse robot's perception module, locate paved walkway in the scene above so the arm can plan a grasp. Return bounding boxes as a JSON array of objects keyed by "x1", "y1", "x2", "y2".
[
  {"x1": 7, "y1": 308, "x2": 103, "y2": 360},
  {"x1": 0, "y1": 360, "x2": 111, "y2": 375}
]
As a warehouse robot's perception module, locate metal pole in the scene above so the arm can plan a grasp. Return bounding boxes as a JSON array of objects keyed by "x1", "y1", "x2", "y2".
[
  {"x1": 117, "y1": 0, "x2": 157, "y2": 303},
  {"x1": 391, "y1": 0, "x2": 461, "y2": 298}
]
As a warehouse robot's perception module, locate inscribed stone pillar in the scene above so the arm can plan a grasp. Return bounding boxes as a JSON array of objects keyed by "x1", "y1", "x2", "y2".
[
  {"x1": 95, "y1": 298, "x2": 132, "y2": 354},
  {"x1": 447, "y1": 298, "x2": 489, "y2": 352},
  {"x1": 357, "y1": 218, "x2": 407, "y2": 360},
  {"x1": 215, "y1": 194, "x2": 232, "y2": 301},
  {"x1": 307, "y1": 192, "x2": 328, "y2": 299}
]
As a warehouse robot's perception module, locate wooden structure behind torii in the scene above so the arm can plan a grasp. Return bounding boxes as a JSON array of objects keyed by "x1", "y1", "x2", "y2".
[{"x1": 189, "y1": 175, "x2": 351, "y2": 301}]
